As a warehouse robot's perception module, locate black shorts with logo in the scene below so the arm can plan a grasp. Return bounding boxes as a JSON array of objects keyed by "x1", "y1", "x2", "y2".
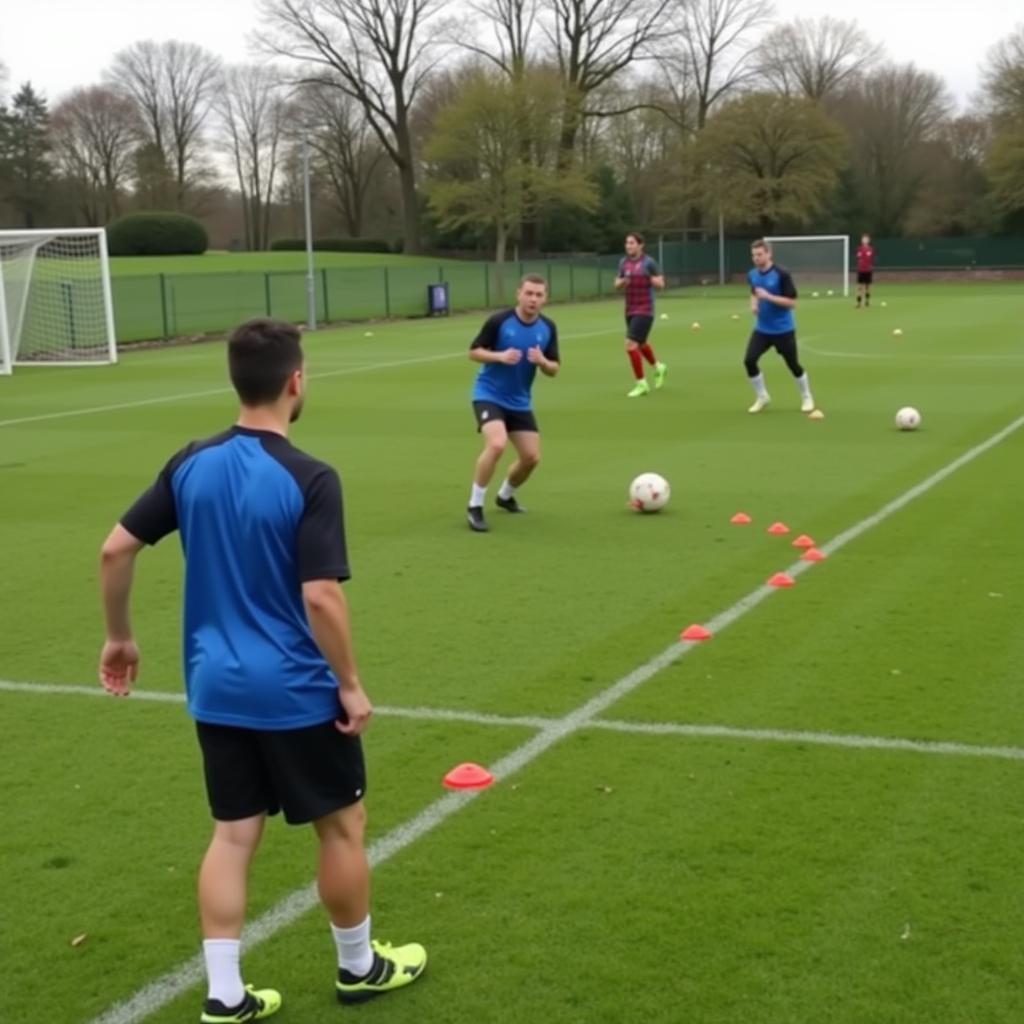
[
  {"x1": 196, "y1": 718, "x2": 366, "y2": 825},
  {"x1": 857, "y1": 271, "x2": 873, "y2": 285},
  {"x1": 472, "y1": 400, "x2": 539, "y2": 434},
  {"x1": 625, "y1": 314, "x2": 654, "y2": 343}
]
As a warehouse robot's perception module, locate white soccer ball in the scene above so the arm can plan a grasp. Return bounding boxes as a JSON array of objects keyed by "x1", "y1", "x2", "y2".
[
  {"x1": 629, "y1": 472, "x2": 670, "y2": 512},
  {"x1": 895, "y1": 406, "x2": 921, "y2": 431}
]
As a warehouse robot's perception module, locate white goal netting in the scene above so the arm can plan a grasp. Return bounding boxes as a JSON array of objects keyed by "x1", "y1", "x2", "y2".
[
  {"x1": 0, "y1": 229, "x2": 117, "y2": 374},
  {"x1": 764, "y1": 235, "x2": 850, "y2": 297}
]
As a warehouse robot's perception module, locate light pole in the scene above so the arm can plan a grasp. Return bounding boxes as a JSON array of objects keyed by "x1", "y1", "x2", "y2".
[{"x1": 302, "y1": 136, "x2": 316, "y2": 330}]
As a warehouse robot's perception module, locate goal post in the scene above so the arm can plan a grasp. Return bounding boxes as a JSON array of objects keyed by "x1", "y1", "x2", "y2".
[
  {"x1": 0, "y1": 228, "x2": 118, "y2": 374},
  {"x1": 764, "y1": 235, "x2": 850, "y2": 297}
]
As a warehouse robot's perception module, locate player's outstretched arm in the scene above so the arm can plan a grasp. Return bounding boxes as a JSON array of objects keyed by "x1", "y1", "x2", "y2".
[
  {"x1": 303, "y1": 579, "x2": 373, "y2": 736},
  {"x1": 99, "y1": 524, "x2": 145, "y2": 695}
]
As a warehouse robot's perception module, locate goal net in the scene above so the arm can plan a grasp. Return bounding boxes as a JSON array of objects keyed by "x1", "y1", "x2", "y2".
[
  {"x1": 0, "y1": 229, "x2": 117, "y2": 374},
  {"x1": 764, "y1": 235, "x2": 850, "y2": 297}
]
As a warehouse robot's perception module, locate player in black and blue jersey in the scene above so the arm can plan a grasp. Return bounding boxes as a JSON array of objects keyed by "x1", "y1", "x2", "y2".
[
  {"x1": 465, "y1": 274, "x2": 560, "y2": 533},
  {"x1": 98, "y1": 318, "x2": 425, "y2": 1023},
  {"x1": 744, "y1": 239, "x2": 815, "y2": 414}
]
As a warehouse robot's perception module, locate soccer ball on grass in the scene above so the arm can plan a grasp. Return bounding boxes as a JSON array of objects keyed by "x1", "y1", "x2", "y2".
[
  {"x1": 629, "y1": 473, "x2": 670, "y2": 512},
  {"x1": 895, "y1": 407, "x2": 921, "y2": 431}
]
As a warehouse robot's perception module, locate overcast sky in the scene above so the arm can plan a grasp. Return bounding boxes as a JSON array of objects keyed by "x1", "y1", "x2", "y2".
[{"x1": 3, "y1": 0, "x2": 1020, "y2": 110}]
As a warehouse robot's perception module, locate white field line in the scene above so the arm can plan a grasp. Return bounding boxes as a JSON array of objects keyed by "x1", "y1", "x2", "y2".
[
  {"x1": 42, "y1": 408, "x2": 1021, "y2": 1024},
  {"x1": 0, "y1": 328, "x2": 617, "y2": 430},
  {"x1": 5, "y1": 679, "x2": 1023, "y2": 763},
  {"x1": 802, "y1": 342, "x2": 1024, "y2": 363}
]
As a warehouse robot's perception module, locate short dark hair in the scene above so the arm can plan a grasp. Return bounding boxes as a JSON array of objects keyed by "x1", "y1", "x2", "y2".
[
  {"x1": 519, "y1": 273, "x2": 548, "y2": 289},
  {"x1": 751, "y1": 239, "x2": 770, "y2": 251},
  {"x1": 626, "y1": 231, "x2": 645, "y2": 245},
  {"x1": 228, "y1": 318, "x2": 303, "y2": 406}
]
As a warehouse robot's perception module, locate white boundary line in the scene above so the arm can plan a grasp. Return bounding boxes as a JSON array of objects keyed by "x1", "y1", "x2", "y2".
[
  {"x1": 0, "y1": 327, "x2": 617, "y2": 430},
  {"x1": 58, "y1": 408, "x2": 1024, "y2": 1024},
  {"x1": 4, "y1": 679, "x2": 1023, "y2": 763},
  {"x1": 802, "y1": 342, "x2": 1024, "y2": 364}
]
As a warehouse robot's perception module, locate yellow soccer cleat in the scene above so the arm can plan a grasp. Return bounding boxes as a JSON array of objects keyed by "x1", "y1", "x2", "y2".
[
  {"x1": 200, "y1": 984, "x2": 282, "y2": 1023},
  {"x1": 336, "y1": 939, "x2": 428, "y2": 1004}
]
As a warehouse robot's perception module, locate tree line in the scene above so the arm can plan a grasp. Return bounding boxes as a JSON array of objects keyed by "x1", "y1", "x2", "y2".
[{"x1": 1, "y1": 2, "x2": 1022, "y2": 260}]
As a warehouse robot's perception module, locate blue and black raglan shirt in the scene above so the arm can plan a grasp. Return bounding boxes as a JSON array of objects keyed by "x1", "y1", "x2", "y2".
[
  {"x1": 748, "y1": 263, "x2": 797, "y2": 334},
  {"x1": 120, "y1": 427, "x2": 349, "y2": 731},
  {"x1": 471, "y1": 309, "x2": 560, "y2": 411}
]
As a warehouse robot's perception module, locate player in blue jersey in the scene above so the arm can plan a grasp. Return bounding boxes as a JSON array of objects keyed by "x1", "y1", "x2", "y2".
[
  {"x1": 466, "y1": 274, "x2": 560, "y2": 533},
  {"x1": 98, "y1": 319, "x2": 425, "y2": 1023},
  {"x1": 744, "y1": 239, "x2": 815, "y2": 414}
]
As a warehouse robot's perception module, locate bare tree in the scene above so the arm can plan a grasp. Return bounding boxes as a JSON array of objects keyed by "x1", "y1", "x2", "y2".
[
  {"x1": 542, "y1": 0, "x2": 672, "y2": 163},
  {"x1": 300, "y1": 82, "x2": 386, "y2": 237},
  {"x1": 980, "y1": 25, "x2": 1024, "y2": 121},
  {"x1": 216, "y1": 65, "x2": 289, "y2": 250},
  {"x1": 106, "y1": 40, "x2": 221, "y2": 209},
  {"x1": 50, "y1": 87, "x2": 140, "y2": 224},
  {"x1": 836, "y1": 63, "x2": 952, "y2": 235},
  {"x1": 756, "y1": 17, "x2": 883, "y2": 100},
  {"x1": 460, "y1": 0, "x2": 540, "y2": 79},
  {"x1": 259, "y1": 0, "x2": 449, "y2": 254},
  {"x1": 666, "y1": 0, "x2": 773, "y2": 129}
]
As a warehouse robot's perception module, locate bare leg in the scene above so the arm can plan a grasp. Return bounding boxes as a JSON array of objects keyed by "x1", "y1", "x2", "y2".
[
  {"x1": 506, "y1": 431, "x2": 540, "y2": 488},
  {"x1": 198, "y1": 814, "x2": 265, "y2": 938},
  {"x1": 473, "y1": 420, "x2": 508, "y2": 488}
]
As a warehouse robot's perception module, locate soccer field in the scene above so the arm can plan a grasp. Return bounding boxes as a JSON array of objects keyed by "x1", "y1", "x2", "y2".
[{"x1": 2, "y1": 282, "x2": 1023, "y2": 1024}]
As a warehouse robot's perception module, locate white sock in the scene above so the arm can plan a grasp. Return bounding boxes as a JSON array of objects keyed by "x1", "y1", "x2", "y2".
[
  {"x1": 796, "y1": 373, "x2": 811, "y2": 398},
  {"x1": 469, "y1": 483, "x2": 487, "y2": 508},
  {"x1": 332, "y1": 916, "x2": 373, "y2": 977},
  {"x1": 203, "y1": 938, "x2": 244, "y2": 1007},
  {"x1": 498, "y1": 480, "x2": 517, "y2": 500},
  {"x1": 749, "y1": 372, "x2": 768, "y2": 398}
]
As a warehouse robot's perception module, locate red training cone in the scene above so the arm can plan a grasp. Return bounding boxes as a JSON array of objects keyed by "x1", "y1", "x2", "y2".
[
  {"x1": 792, "y1": 534, "x2": 815, "y2": 549},
  {"x1": 443, "y1": 763, "x2": 495, "y2": 790},
  {"x1": 767, "y1": 572, "x2": 796, "y2": 588},
  {"x1": 802, "y1": 548, "x2": 827, "y2": 562},
  {"x1": 730, "y1": 512, "x2": 752, "y2": 525},
  {"x1": 680, "y1": 624, "x2": 712, "y2": 642},
  {"x1": 767, "y1": 522, "x2": 790, "y2": 535}
]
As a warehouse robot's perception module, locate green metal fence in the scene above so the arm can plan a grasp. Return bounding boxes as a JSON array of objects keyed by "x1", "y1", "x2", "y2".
[{"x1": 111, "y1": 258, "x2": 625, "y2": 343}]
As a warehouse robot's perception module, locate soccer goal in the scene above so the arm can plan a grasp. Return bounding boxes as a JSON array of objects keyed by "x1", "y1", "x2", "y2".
[
  {"x1": 0, "y1": 228, "x2": 118, "y2": 375},
  {"x1": 764, "y1": 235, "x2": 850, "y2": 297}
]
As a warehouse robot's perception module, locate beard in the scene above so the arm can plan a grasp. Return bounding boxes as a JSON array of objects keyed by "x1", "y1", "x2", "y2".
[{"x1": 289, "y1": 394, "x2": 305, "y2": 423}]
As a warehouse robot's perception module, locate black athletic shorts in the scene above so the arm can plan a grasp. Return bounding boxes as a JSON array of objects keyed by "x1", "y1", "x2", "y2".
[
  {"x1": 196, "y1": 718, "x2": 366, "y2": 825},
  {"x1": 857, "y1": 271, "x2": 873, "y2": 285},
  {"x1": 625, "y1": 314, "x2": 654, "y2": 343},
  {"x1": 746, "y1": 330, "x2": 799, "y2": 363},
  {"x1": 472, "y1": 400, "x2": 538, "y2": 434}
]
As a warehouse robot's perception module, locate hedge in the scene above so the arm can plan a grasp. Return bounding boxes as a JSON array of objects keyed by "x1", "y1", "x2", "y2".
[
  {"x1": 270, "y1": 237, "x2": 391, "y2": 253},
  {"x1": 107, "y1": 212, "x2": 209, "y2": 256}
]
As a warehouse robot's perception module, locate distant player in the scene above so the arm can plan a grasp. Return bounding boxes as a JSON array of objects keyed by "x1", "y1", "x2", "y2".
[
  {"x1": 744, "y1": 240, "x2": 815, "y2": 414},
  {"x1": 466, "y1": 274, "x2": 560, "y2": 533},
  {"x1": 855, "y1": 233, "x2": 876, "y2": 308},
  {"x1": 614, "y1": 231, "x2": 667, "y2": 398}
]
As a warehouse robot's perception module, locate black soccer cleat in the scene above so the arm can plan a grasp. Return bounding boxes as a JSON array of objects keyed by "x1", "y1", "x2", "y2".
[
  {"x1": 495, "y1": 494, "x2": 526, "y2": 514},
  {"x1": 467, "y1": 506, "x2": 489, "y2": 532}
]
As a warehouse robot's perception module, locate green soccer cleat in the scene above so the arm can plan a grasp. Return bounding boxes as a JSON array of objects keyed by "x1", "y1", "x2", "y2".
[
  {"x1": 336, "y1": 939, "x2": 428, "y2": 1004},
  {"x1": 654, "y1": 362, "x2": 668, "y2": 389},
  {"x1": 627, "y1": 380, "x2": 651, "y2": 398},
  {"x1": 200, "y1": 984, "x2": 281, "y2": 1023}
]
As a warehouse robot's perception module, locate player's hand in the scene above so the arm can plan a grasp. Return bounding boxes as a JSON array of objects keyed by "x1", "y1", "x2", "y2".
[
  {"x1": 501, "y1": 348, "x2": 523, "y2": 365},
  {"x1": 335, "y1": 682, "x2": 373, "y2": 736},
  {"x1": 99, "y1": 639, "x2": 140, "y2": 697},
  {"x1": 754, "y1": 287, "x2": 770, "y2": 299},
  {"x1": 526, "y1": 345, "x2": 546, "y2": 366}
]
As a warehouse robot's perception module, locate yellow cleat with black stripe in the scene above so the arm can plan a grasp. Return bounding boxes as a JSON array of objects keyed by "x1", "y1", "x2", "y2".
[
  {"x1": 200, "y1": 984, "x2": 281, "y2": 1023},
  {"x1": 336, "y1": 939, "x2": 428, "y2": 1004}
]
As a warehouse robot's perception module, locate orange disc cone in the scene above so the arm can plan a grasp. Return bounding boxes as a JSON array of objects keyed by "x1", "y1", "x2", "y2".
[
  {"x1": 767, "y1": 522, "x2": 790, "y2": 535},
  {"x1": 792, "y1": 534, "x2": 815, "y2": 549},
  {"x1": 680, "y1": 624, "x2": 712, "y2": 642},
  {"x1": 730, "y1": 512, "x2": 752, "y2": 525},
  {"x1": 443, "y1": 763, "x2": 495, "y2": 790},
  {"x1": 802, "y1": 548, "x2": 827, "y2": 562},
  {"x1": 768, "y1": 572, "x2": 796, "y2": 587}
]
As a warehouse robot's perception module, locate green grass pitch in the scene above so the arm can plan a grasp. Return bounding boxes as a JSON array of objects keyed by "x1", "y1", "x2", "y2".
[{"x1": 1, "y1": 282, "x2": 1023, "y2": 1023}]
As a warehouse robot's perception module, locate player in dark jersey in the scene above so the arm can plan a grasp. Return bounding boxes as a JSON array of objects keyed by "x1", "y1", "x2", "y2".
[
  {"x1": 744, "y1": 240, "x2": 815, "y2": 414},
  {"x1": 98, "y1": 318, "x2": 425, "y2": 1023},
  {"x1": 466, "y1": 274, "x2": 560, "y2": 533},
  {"x1": 614, "y1": 232, "x2": 667, "y2": 397},
  {"x1": 855, "y1": 233, "x2": 876, "y2": 308}
]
